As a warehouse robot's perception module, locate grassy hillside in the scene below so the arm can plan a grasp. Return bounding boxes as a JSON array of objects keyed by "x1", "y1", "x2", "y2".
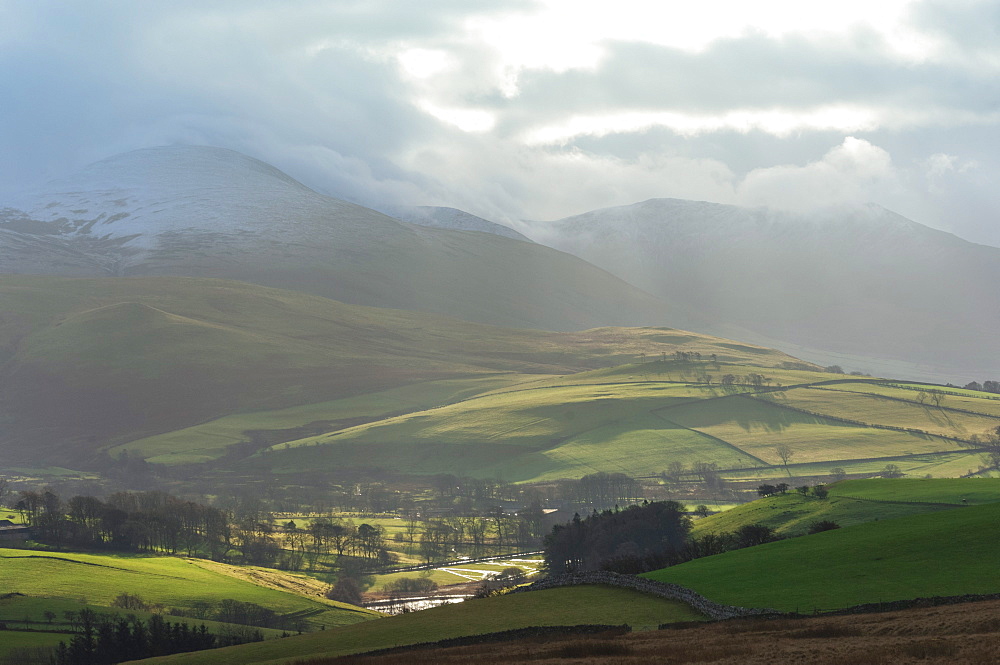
[
  {"x1": 692, "y1": 478, "x2": 1000, "y2": 537},
  {"x1": 4, "y1": 275, "x2": 997, "y2": 484},
  {"x1": 0, "y1": 594, "x2": 288, "y2": 661},
  {"x1": 0, "y1": 275, "x2": 804, "y2": 467},
  {"x1": 0, "y1": 549, "x2": 377, "y2": 630},
  {"x1": 255, "y1": 369, "x2": 999, "y2": 483},
  {"x1": 646, "y1": 501, "x2": 1000, "y2": 611},
  {"x1": 129, "y1": 585, "x2": 705, "y2": 665}
]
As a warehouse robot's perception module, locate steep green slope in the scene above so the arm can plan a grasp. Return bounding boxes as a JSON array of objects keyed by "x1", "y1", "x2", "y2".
[
  {"x1": 129, "y1": 585, "x2": 704, "y2": 665},
  {"x1": 646, "y1": 501, "x2": 1000, "y2": 611},
  {"x1": 0, "y1": 275, "x2": 806, "y2": 466}
]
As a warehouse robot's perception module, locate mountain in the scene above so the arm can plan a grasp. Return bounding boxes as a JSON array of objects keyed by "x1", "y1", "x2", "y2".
[
  {"x1": 0, "y1": 146, "x2": 670, "y2": 332},
  {"x1": 381, "y1": 205, "x2": 531, "y2": 242},
  {"x1": 0, "y1": 275, "x2": 797, "y2": 467},
  {"x1": 514, "y1": 198, "x2": 1000, "y2": 381}
]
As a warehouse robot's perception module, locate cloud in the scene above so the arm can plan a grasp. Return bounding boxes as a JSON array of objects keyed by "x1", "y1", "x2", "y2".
[
  {"x1": 1, "y1": 1, "x2": 998, "y2": 246},
  {"x1": 736, "y1": 137, "x2": 899, "y2": 211}
]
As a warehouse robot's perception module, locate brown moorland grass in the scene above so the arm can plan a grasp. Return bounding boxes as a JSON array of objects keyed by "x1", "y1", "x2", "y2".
[{"x1": 301, "y1": 599, "x2": 1000, "y2": 664}]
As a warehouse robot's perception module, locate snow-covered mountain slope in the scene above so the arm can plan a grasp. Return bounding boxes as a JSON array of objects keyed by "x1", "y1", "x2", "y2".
[
  {"x1": 515, "y1": 198, "x2": 1000, "y2": 380},
  {"x1": 0, "y1": 147, "x2": 671, "y2": 332},
  {"x1": 382, "y1": 205, "x2": 532, "y2": 242}
]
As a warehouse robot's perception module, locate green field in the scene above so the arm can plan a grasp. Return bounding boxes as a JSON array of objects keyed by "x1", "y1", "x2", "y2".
[
  {"x1": 0, "y1": 549, "x2": 377, "y2": 630},
  {"x1": 110, "y1": 375, "x2": 539, "y2": 465},
  {"x1": 663, "y1": 394, "x2": 969, "y2": 464},
  {"x1": 693, "y1": 478, "x2": 1000, "y2": 537},
  {"x1": 132, "y1": 585, "x2": 706, "y2": 665},
  {"x1": 250, "y1": 368, "x2": 998, "y2": 483},
  {"x1": 779, "y1": 387, "x2": 999, "y2": 439},
  {"x1": 646, "y1": 500, "x2": 1000, "y2": 611},
  {"x1": 0, "y1": 594, "x2": 289, "y2": 661},
  {"x1": 814, "y1": 382, "x2": 1000, "y2": 419}
]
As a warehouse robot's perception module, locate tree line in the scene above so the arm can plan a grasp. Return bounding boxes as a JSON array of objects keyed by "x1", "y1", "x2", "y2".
[
  {"x1": 542, "y1": 500, "x2": 840, "y2": 576},
  {"x1": 53, "y1": 608, "x2": 262, "y2": 665}
]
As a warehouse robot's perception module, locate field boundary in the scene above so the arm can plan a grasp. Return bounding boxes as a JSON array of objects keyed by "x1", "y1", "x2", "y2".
[
  {"x1": 741, "y1": 394, "x2": 983, "y2": 448},
  {"x1": 807, "y1": 385, "x2": 1000, "y2": 421},
  {"x1": 511, "y1": 571, "x2": 775, "y2": 620}
]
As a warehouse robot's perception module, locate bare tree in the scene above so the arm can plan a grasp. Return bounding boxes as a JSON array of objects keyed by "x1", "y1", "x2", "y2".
[
  {"x1": 929, "y1": 389, "x2": 945, "y2": 407},
  {"x1": 980, "y1": 426, "x2": 1000, "y2": 471},
  {"x1": 774, "y1": 444, "x2": 794, "y2": 475}
]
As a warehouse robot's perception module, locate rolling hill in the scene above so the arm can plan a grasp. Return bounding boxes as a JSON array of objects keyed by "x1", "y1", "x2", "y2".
[
  {"x1": 0, "y1": 275, "x2": 799, "y2": 468},
  {"x1": 250, "y1": 366, "x2": 1000, "y2": 483},
  {"x1": 513, "y1": 198, "x2": 1000, "y2": 382},
  {"x1": 0, "y1": 146, "x2": 671, "y2": 333}
]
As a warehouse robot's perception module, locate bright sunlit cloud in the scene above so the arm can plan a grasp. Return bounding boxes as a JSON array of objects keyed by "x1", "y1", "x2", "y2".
[
  {"x1": 523, "y1": 106, "x2": 881, "y2": 144},
  {"x1": 464, "y1": 0, "x2": 934, "y2": 78},
  {"x1": 418, "y1": 100, "x2": 496, "y2": 132},
  {"x1": 398, "y1": 48, "x2": 452, "y2": 79}
]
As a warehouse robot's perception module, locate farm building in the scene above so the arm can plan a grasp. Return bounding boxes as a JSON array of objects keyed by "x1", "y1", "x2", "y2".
[{"x1": 0, "y1": 519, "x2": 31, "y2": 542}]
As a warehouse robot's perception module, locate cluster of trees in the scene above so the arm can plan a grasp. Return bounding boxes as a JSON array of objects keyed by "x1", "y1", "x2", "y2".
[
  {"x1": 413, "y1": 502, "x2": 546, "y2": 564},
  {"x1": 12, "y1": 489, "x2": 401, "y2": 571},
  {"x1": 667, "y1": 350, "x2": 717, "y2": 364},
  {"x1": 680, "y1": 524, "x2": 780, "y2": 562},
  {"x1": 757, "y1": 483, "x2": 828, "y2": 499},
  {"x1": 53, "y1": 609, "x2": 261, "y2": 665},
  {"x1": 16, "y1": 490, "x2": 231, "y2": 559},
  {"x1": 915, "y1": 389, "x2": 947, "y2": 406},
  {"x1": 543, "y1": 501, "x2": 691, "y2": 575},
  {"x1": 963, "y1": 380, "x2": 1000, "y2": 394},
  {"x1": 557, "y1": 472, "x2": 642, "y2": 510},
  {"x1": 720, "y1": 373, "x2": 774, "y2": 388}
]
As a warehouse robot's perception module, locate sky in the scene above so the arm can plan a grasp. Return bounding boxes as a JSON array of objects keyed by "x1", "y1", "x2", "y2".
[{"x1": 2, "y1": 0, "x2": 999, "y2": 245}]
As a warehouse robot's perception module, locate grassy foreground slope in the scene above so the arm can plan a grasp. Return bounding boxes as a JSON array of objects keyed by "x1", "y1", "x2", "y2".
[
  {"x1": 0, "y1": 275, "x2": 806, "y2": 466},
  {"x1": 0, "y1": 595, "x2": 288, "y2": 661},
  {"x1": 131, "y1": 586, "x2": 704, "y2": 665},
  {"x1": 646, "y1": 501, "x2": 1000, "y2": 612},
  {"x1": 0, "y1": 549, "x2": 376, "y2": 630},
  {"x1": 693, "y1": 478, "x2": 1000, "y2": 536}
]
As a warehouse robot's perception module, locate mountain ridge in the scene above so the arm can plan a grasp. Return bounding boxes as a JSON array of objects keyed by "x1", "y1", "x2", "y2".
[
  {"x1": 509, "y1": 197, "x2": 1000, "y2": 381},
  {"x1": 0, "y1": 146, "x2": 673, "y2": 333}
]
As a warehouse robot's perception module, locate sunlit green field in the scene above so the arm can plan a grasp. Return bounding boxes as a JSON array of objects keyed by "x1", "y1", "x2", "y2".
[
  {"x1": 663, "y1": 394, "x2": 968, "y2": 464},
  {"x1": 647, "y1": 501, "x2": 1000, "y2": 612},
  {"x1": 0, "y1": 549, "x2": 378, "y2": 630},
  {"x1": 132, "y1": 585, "x2": 706, "y2": 665},
  {"x1": 779, "y1": 387, "x2": 999, "y2": 438},
  {"x1": 814, "y1": 382, "x2": 1000, "y2": 418},
  {"x1": 692, "y1": 478, "x2": 1000, "y2": 537},
  {"x1": 247, "y1": 366, "x2": 1000, "y2": 483},
  {"x1": 724, "y1": 451, "x2": 982, "y2": 481}
]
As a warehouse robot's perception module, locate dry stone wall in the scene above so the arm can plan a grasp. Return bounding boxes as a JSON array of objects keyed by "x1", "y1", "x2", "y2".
[{"x1": 511, "y1": 571, "x2": 777, "y2": 620}]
